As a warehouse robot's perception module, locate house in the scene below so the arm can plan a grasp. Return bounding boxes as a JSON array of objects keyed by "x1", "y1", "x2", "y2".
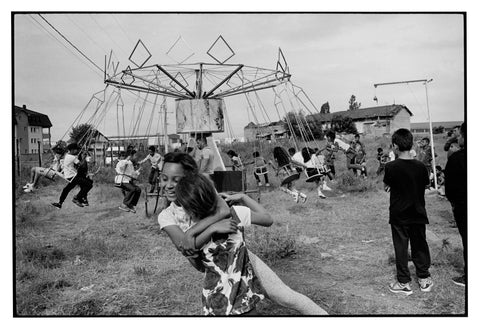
[
  {"x1": 307, "y1": 104, "x2": 413, "y2": 136},
  {"x1": 14, "y1": 104, "x2": 52, "y2": 155},
  {"x1": 410, "y1": 121, "x2": 463, "y2": 135},
  {"x1": 243, "y1": 121, "x2": 288, "y2": 141},
  {"x1": 107, "y1": 134, "x2": 182, "y2": 152}
]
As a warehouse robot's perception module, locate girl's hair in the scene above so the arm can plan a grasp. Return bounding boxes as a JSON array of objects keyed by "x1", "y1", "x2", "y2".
[
  {"x1": 301, "y1": 147, "x2": 314, "y2": 163},
  {"x1": 252, "y1": 151, "x2": 260, "y2": 157},
  {"x1": 175, "y1": 174, "x2": 218, "y2": 220},
  {"x1": 162, "y1": 152, "x2": 199, "y2": 175},
  {"x1": 273, "y1": 146, "x2": 290, "y2": 167},
  {"x1": 226, "y1": 150, "x2": 238, "y2": 157}
]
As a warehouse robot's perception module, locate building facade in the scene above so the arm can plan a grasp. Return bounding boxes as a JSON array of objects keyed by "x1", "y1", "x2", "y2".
[
  {"x1": 243, "y1": 121, "x2": 288, "y2": 142},
  {"x1": 307, "y1": 104, "x2": 413, "y2": 136},
  {"x1": 14, "y1": 105, "x2": 52, "y2": 155}
]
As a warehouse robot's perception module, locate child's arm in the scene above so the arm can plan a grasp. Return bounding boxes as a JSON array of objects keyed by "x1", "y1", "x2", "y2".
[
  {"x1": 219, "y1": 193, "x2": 273, "y2": 227},
  {"x1": 191, "y1": 218, "x2": 239, "y2": 249},
  {"x1": 180, "y1": 195, "x2": 231, "y2": 253}
]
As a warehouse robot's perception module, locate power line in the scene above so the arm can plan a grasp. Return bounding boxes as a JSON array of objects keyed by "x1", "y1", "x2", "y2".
[
  {"x1": 28, "y1": 15, "x2": 102, "y2": 78},
  {"x1": 38, "y1": 13, "x2": 103, "y2": 73}
]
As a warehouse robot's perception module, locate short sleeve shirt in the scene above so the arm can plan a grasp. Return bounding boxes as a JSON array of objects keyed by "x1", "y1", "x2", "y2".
[
  {"x1": 62, "y1": 154, "x2": 79, "y2": 179},
  {"x1": 200, "y1": 147, "x2": 215, "y2": 175},
  {"x1": 384, "y1": 159, "x2": 430, "y2": 224}
]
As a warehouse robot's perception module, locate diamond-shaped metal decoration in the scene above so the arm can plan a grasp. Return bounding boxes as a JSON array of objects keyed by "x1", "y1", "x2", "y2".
[
  {"x1": 207, "y1": 35, "x2": 235, "y2": 64},
  {"x1": 166, "y1": 36, "x2": 195, "y2": 64},
  {"x1": 169, "y1": 72, "x2": 189, "y2": 92},
  {"x1": 121, "y1": 66, "x2": 135, "y2": 85},
  {"x1": 129, "y1": 39, "x2": 152, "y2": 68}
]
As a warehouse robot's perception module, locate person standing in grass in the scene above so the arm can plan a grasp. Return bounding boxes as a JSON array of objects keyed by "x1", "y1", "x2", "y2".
[
  {"x1": 383, "y1": 128, "x2": 433, "y2": 295},
  {"x1": 139, "y1": 146, "x2": 163, "y2": 193},
  {"x1": 444, "y1": 122, "x2": 467, "y2": 287},
  {"x1": 157, "y1": 152, "x2": 327, "y2": 315}
]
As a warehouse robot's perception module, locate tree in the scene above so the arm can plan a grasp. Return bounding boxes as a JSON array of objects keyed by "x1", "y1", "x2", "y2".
[
  {"x1": 320, "y1": 102, "x2": 330, "y2": 114},
  {"x1": 348, "y1": 95, "x2": 361, "y2": 111},
  {"x1": 331, "y1": 114, "x2": 358, "y2": 134},
  {"x1": 283, "y1": 112, "x2": 324, "y2": 140},
  {"x1": 69, "y1": 123, "x2": 99, "y2": 148}
]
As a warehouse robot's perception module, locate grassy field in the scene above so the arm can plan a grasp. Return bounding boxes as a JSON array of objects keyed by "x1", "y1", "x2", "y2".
[{"x1": 14, "y1": 134, "x2": 466, "y2": 316}]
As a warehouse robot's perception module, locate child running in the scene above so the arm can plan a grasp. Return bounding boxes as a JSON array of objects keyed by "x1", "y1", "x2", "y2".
[{"x1": 384, "y1": 128, "x2": 433, "y2": 295}]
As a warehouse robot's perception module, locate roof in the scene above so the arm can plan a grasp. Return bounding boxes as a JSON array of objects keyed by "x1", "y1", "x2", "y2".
[
  {"x1": 14, "y1": 105, "x2": 52, "y2": 128},
  {"x1": 244, "y1": 120, "x2": 285, "y2": 129},
  {"x1": 308, "y1": 104, "x2": 412, "y2": 123},
  {"x1": 411, "y1": 121, "x2": 463, "y2": 130}
]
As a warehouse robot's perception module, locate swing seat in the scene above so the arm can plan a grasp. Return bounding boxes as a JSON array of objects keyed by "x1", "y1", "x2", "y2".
[
  {"x1": 304, "y1": 165, "x2": 330, "y2": 182},
  {"x1": 254, "y1": 166, "x2": 268, "y2": 175},
  {"x1": 279, "y1": 164, "x2": 300, "y2": 185}
]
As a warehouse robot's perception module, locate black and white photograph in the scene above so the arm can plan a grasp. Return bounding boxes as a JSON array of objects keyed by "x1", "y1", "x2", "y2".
[{"x1": 9, "y1": 5, "x2": 474, "y2": 323}]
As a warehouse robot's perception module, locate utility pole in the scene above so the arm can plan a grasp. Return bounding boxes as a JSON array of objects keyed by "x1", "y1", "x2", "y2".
[{"x1": 373, "y1": 78, "x2": 437, "y2": 190}]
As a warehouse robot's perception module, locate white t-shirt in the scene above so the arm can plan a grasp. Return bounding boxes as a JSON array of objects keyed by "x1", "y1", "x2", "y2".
[
  {"x1": 291, "y1": 151, "x2": 305, "y2": 166},
  {"x1": 62, "y1": 154, "x2": 79, "y2": 179},
  {"x1": 199, "y1": 147, "x2": 215, "y2": 175},
  {"x1": 158, "y1": 204, "x2": 251, "y2": 233},
  {"x1": 141, "y1": 153, "x2": 163, "y2": 169},
  {"x1": 115, "y1": 159, "x2": 138, "y2": 183},
  {"x1": 334, "y1": 138, "x2": 350, "y2": 151}
]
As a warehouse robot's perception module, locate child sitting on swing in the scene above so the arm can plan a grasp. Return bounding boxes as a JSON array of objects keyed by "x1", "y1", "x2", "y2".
[
  {"x1": 23, "y1": 144, "x2": 66, "y2": 192},
  {"x1": 226, "y1": 150, "x2": 244, "y2": 171},
  {"x1": 272, "y1": 146, "x2": 306, "y2": 203},
  {"x1": 251, "y1": 151, "x2": 270, "y2": 187}
]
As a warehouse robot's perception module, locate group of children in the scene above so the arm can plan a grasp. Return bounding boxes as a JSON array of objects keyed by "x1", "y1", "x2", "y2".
[{"x1": 22, "y1": 126, "x2": 464, "y2": 315}]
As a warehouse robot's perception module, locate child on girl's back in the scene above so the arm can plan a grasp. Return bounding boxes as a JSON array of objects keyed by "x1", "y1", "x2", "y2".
[{"x1": 174, "y1": 173, "x2": 272, "y2": 315}]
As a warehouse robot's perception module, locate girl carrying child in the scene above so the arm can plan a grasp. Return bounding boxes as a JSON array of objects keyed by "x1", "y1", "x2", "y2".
[{"x1": 157, "y1": 152, "x2": 327, "y2": 315}]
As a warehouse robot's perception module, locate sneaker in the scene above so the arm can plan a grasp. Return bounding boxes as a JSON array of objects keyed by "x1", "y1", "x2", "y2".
[
  {"x1": 81, "y1": 198, "x2": 89, "y2": 206},
  {"x1": 23, "y1": 183, "x2": 30, "y2": 189},
  {"x1": 72, "y1": 198, "x2": 84, "y2": 207},
  {"x1": 317, "y1": 190, "x2": 326, "y2": 199},
  {"x1": 299, "y1": 193, "x2": 307, "y2": 203},
  {"x1": 389, "y1": 281, "x2": 413, "y2": 296},
  {"x1": 452, "y1": 276, "x2": 466, "y2": 287},
  {"x1": 292, "y1": 191, "x2": 299, "y2": 203},
  {"x1": 265, "y1": 183, "x2": 270, "y2": 187},
  {"x1": 119, "y1": 205, "x2": 131, "y2": 212},
  {"x1": 130, "y1": 206, "x2": 137, "y2": 213},
  {"x1": 23, "y1": 188, "x2": 33, "y2": 193},
  {"x1": 258, "y1": 182, "x2": 263, "y2": 186},
  {"x1": 51, "y1": 202, "x2": 62, "y2": 209},
  {"x1": 322, "y1": 183, "x2": 332, "y2": 191},
  {"x1": 418, "y1": 277, "x2": 433, "y2": 292}
]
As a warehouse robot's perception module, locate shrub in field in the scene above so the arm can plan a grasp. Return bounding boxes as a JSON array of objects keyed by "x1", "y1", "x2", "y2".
[
  {"x1": 336, "y1": 172, "x2": 376, "y2": 193},
  {"x1": 249, "y1": 228, "x2": 297, "y2": 263}
]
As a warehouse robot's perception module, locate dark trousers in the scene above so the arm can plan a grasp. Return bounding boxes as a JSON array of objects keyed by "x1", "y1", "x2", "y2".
[
  {"x1": 121, "y1": 182, "x2": 141, "y2": 208},
  {"x1": 59, "y1": 175, "x2": 93, "y2": 204},
  {"x1": 391, "y1": 224, "x2": 431, "y2": 283},
  {"x1": 452, "y1": 201, "x2": 467, "y2": 278},
  {"x1": 254, "y1": 172, "x2": 269, "y2": 184},
  {"x1": 148, "y1": 168, "x2": 159, "y2": 192}
]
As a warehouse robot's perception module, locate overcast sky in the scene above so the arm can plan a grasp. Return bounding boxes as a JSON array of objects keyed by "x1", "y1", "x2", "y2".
[{"x1": 14, "y1": 13, "x2": 465, "y2": 142}]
